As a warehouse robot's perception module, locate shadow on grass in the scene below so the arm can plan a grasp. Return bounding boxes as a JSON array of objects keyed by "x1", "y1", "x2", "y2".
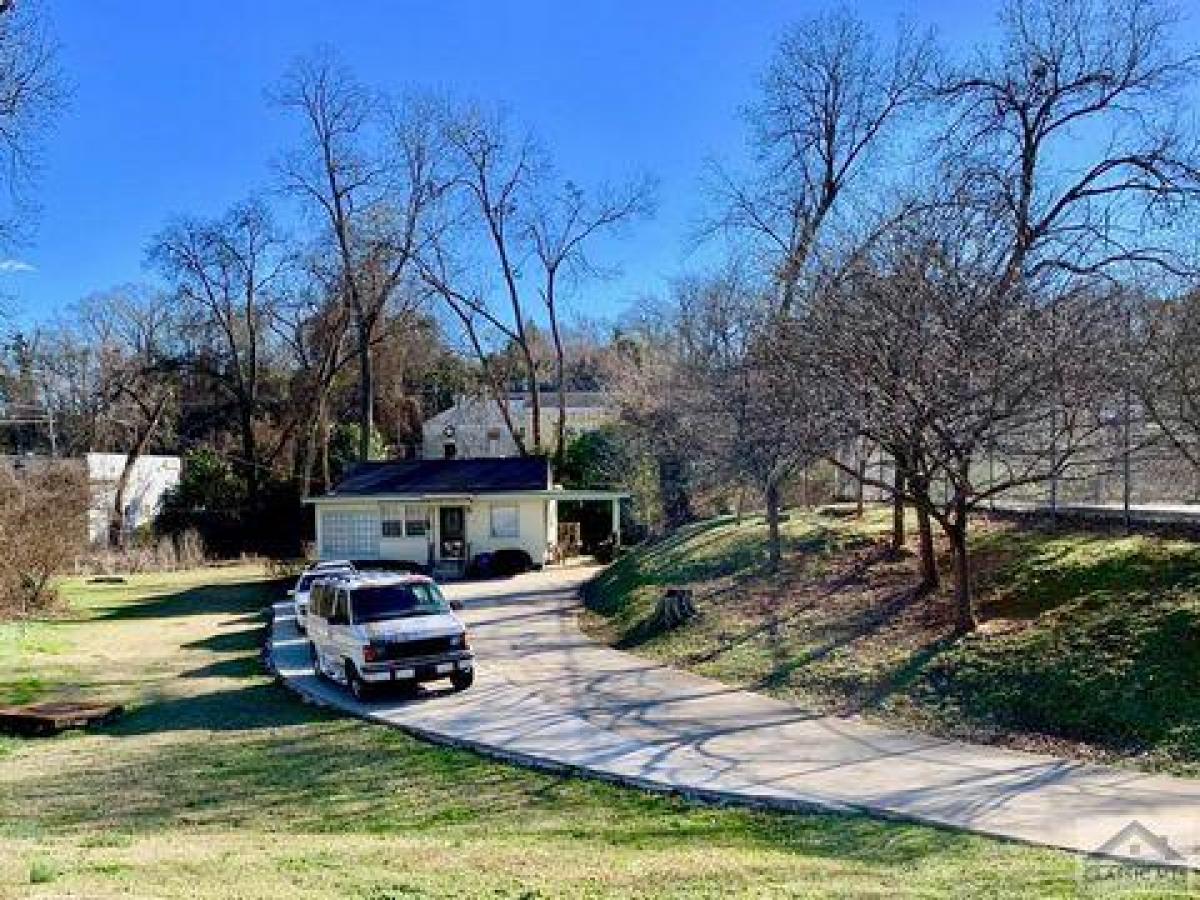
[
  {"x1": 179, "y1": 657, "x2": 262, "y2": 680},
  {"x1": 182, "y1": 627, "x2": 262, "y2": 654},
  {"x1": 753, "y1": 582, "x2": 927, "y2": 694},
  {"x1": 103, "y1": 682, "x2": 322, "y2": 736},
  {"x1": 93, "y1": 578, "x2": 290, "y2": 622},
  {"x1": 910, "y1": 590, "x2": 1200, "y2": 762},
  {"x1": 12, "y1": 682, "x2": 992, "y2": 871},
  {"x1": 973, "y1": 529, "x2": 1200, "y2": 621},
  {"x1": 683, "y1": 545, "x2": 897, "y2": 665}
]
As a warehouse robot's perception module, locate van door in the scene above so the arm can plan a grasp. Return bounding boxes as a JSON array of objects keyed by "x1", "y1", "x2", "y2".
[{"x1": 333, "y1": 588, "x2": 354, "y2": 660}]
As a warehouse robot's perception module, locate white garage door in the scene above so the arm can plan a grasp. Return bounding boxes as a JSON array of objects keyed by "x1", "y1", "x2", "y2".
[{"x1": 320, "y1": 510, "x2": 380, "y2": 558}]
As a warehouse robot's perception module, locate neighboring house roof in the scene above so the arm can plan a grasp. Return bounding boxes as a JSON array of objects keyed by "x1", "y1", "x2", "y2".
[{"x1": 327, "y1": 457, "x2": 552, "y2": 497}]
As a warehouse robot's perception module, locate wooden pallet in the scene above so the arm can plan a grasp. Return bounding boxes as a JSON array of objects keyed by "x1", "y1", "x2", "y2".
[{"x1": 0, "y1": 701, "x2": 123, "y2": 736}]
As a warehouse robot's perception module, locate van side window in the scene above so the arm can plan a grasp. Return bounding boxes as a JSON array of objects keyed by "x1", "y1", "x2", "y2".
[
  {"x1": 335, "y1": 589, "x2": 349, "y2": 624},
  {"x1": 312, "y1": 584, "x2": 325, "y2": 618}
]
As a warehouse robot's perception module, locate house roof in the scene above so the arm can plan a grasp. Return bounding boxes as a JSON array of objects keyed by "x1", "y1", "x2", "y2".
[{"x1": 326, "y1": 456, "x2": 551, "y2": 498}]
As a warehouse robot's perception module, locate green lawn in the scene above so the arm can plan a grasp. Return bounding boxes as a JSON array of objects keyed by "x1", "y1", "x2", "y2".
[
  {"x1": 583, "y1": 508, "x2": 1200, "y2": 776},
  {"x1": 0, "y1": 566, "x2": 1090, "y2": 897}
]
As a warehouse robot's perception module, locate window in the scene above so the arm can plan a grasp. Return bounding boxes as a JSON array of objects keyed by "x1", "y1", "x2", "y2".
[
  {"x1": 332, "y1": 589, "x2": 349, "y2": 624},
  {"x1": 490, "y1": 504, "x2": 519, "y2": 538},
  {"x1": 381, "y1": 504, "x2": 429, "y2": 538},
  {"x1": 405, "y1": 506, "x2": 428, "y2": 536},
  {"x1": 350, "y1": 582, "x2": 448, "y2": 624},
  {"x1": 444, "y1": 441, "x2": 457, "y2": 459},
  {"x1": 321, "y1": 511, "x2": 379, "y2": 557},
  {"x1": 381, "y1": 503, "x2": 405, "y2": 538}
]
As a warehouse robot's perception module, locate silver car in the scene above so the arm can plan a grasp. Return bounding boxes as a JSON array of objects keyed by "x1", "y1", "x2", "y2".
[{"x1": 289, "y1": 563, "x2": 354, "y2": 633}]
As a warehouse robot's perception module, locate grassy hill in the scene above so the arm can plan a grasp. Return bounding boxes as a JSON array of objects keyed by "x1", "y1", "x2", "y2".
[
  {"x1": 0, "y1": 565, "x2": 1083, "y2": 898},
  {"x1": 583, "y1": 508, "x2": 1200, "y2": 775}
]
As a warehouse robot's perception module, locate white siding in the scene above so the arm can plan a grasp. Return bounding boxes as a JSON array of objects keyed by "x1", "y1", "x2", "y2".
[
  {"x1": 421, "y1": 392, "x2": 613, "y2": 459},
  {"x1": 464, "y1": 499, "x2": 548, "y2": 564},
  {"x1": 85, "y1": 453, "x2": 182, "y2": 545},
  {"x1": 316, "y1": 498, "x2": 552, "y2": 566}
]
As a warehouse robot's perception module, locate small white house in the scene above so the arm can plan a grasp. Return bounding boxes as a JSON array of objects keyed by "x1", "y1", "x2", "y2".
[
  {"x1": 307, "y1": 456, "x2": 625, "y2": 574},
  {"x1": 422, "y1": 391, "x2": 612, "y2": 460},
  {"x1": 85, "y1": 452, "x2": 182, "y2": 545}
]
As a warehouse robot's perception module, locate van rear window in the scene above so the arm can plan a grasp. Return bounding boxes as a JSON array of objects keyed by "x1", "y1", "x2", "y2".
[{"x1": 351, "y1": 584, "x2": 449, "y2": 624}]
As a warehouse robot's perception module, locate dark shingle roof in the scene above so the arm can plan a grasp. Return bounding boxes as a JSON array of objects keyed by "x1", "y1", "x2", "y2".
[{"x1": 328, "y1": 457, "x2": 551, "y2": 497}]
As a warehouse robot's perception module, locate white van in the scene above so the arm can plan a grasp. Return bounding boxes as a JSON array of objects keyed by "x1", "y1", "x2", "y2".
[{"x1": 306, "y1": 572, "x2": 474, "y2": 701}]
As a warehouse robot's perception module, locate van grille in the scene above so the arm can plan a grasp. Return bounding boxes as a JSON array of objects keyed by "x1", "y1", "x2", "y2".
[{"x1": 375, "y1": 635, "x2": 458, "y2": 660}]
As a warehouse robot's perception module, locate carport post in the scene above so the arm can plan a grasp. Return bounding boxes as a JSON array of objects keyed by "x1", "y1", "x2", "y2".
[{"x1": 611, "y1": 496, "x2": 621, "y2": 547}]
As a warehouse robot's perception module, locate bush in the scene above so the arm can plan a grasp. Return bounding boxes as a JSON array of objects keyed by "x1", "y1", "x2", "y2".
[
  {"x1": 469, "y1": 548, "x2": 532, "y2": 578},
  {"x1": 0, "y1": 461, "x2": 88, "y2": 617},
  {"x1": 493, "y1": 548, "x2": 533, "y2": 576},
  {"x1": 157, "y1": 449, "x2": 306, "y2": 558},
  {"x1": 77, "y1": 528, "x2": 208, "y2": 576}
]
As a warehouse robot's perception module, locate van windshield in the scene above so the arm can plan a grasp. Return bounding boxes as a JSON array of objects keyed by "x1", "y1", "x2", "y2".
[{"x1": 351, "y1": 583, "x2": 449, "y2": 623}]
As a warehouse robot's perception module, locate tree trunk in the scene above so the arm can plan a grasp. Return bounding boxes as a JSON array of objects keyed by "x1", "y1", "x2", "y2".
[
  {"x1": 891, "y1": 468, "x2": 906, "y2": 555},
  {"x1": 298, "y1": 392, "x2": 326, "y2": 499},
  {"x1": 765, "y1": 478, "x2": 782, "y2": 573},
  {"x1": 946, "y1": 506, "x2": 975, "y2": 633},
  {"x1": 548, "y1": 292, "x2": 569, "y2": 470},
  {"x1": 241, "y1": 407, "x2": 259, "y2": 500},
  {"x1": 855, "y1": 439, "x2": 867, "y2": 517},
  {"x1": 528, "y1": 374, "x2": 542, "y2": 453},
  {"x1": 658, "y1": 452, "x2": 693, "y2": 530},
  {"x1": 917, "y1": 501, "x2": 938, "y2": 591},
  {"x1": 357, "y1": 329, "x2": 373, "y2": 462},
  {"x1": 320, "y1": 406, "x2": 332, "y2": 490},
  {"x1": 109, "y1": 392, "x2": 170, "y2": 549}
]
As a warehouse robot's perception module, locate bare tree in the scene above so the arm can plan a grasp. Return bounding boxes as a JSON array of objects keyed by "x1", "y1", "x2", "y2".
[
  {"x1": 149, "y1": 199, "x2": 288, "y2": 499},
  {"x1": 75, "y1": 286, "x2": 178, "y2": 547},
  {"x1": 274, "y1": 50, "x2": 442, "y2": 463},
  {"x1": 674, "y1": 266, "x2": 842, "y2": 570},
  {"x1": 813, "y1": 202, "x2": 1120, "y2": 631},
  {"x1": 271, "y1": 254, "x2": 354, "y2": 496},
  {"x1": 607, "y1": 307, "x2": 698, "y2": 531},
  {"x1": 0, "y1": 0, "x2": 62, "y2": 245},
  {"x1": 1137, "y1": 289, "x2": 1200, "y2": 472},
  {"x1": 0, "y1": 459, "x2": 86, "y2": 616},
  {"x1": 709, "y1": 9, "x2": 932, "y2": 312},
  {"x1": 424, "y1": 103, "x2": 651, "y2": 462},
  {"x1": 940, "y1": 0, "x2": 1200, "y2": 286},
  {"x1": 529, "y1": 178, "x2": 653, "y2": 467}
]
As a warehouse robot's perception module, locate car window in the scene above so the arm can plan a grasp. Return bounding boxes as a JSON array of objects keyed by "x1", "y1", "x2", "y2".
[{"x1": 350, "y1": 583, "x2": 449, "y2": 624}]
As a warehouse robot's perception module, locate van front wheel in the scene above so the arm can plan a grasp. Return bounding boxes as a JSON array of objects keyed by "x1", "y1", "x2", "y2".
[{"x1": 450, "y1": 669, "x2": 474, "y2": 692}]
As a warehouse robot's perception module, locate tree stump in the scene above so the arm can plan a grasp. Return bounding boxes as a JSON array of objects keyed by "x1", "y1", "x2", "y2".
[{"x1": 652, "y1": 587, "x2": 698, "y2": 631}]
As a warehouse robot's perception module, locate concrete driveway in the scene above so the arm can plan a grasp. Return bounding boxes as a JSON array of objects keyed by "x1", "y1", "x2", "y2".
[{"x1": 270, "y1": 566, "x2": 1200, "y2": 868}]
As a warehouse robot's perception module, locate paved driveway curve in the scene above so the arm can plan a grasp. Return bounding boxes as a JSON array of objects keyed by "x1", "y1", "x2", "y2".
[{"x1": 270, "y1": 566, "x2": 1200, "y2": 867}]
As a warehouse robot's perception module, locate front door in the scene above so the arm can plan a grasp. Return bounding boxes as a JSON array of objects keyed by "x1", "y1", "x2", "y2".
[{"x1": 439, "y1": 506, "x2": 466, "y2": 560}]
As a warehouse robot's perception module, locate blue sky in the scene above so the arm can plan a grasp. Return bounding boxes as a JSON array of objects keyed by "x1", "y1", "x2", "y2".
[{"x1": 1, "y1": 1, "x2": 1093, "y2": 326}]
